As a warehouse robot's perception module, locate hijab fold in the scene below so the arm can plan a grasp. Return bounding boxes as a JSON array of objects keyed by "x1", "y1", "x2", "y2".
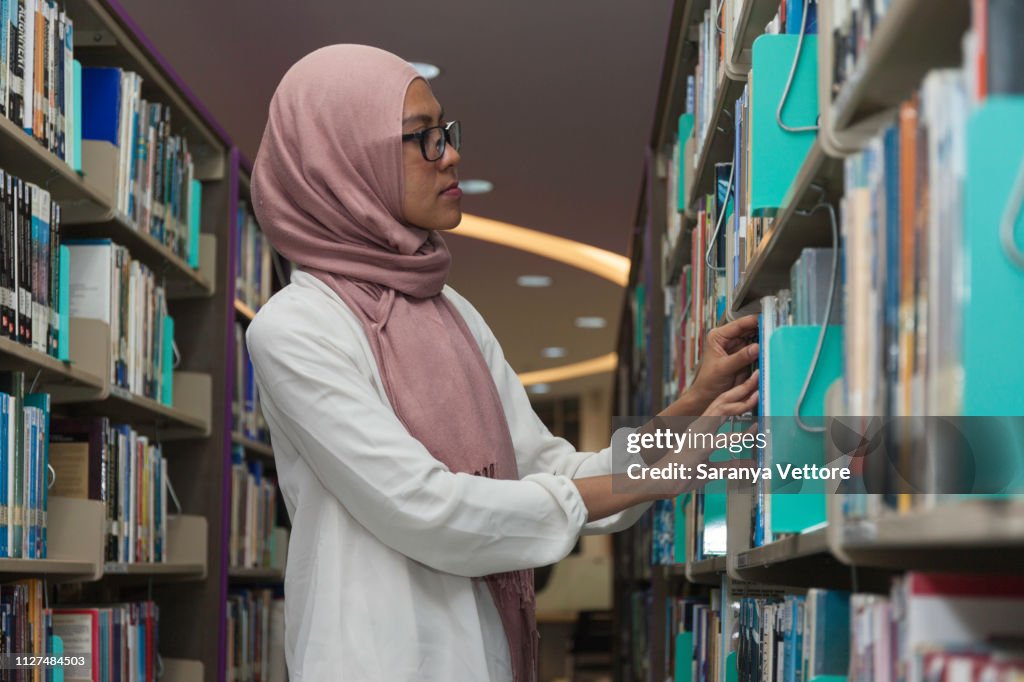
[{"x1": 251, "y1": 44, "x2": 538, "y2": 681}]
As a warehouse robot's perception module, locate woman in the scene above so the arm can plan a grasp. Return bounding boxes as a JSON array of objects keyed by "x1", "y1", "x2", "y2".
[{"x1": 246, "y1": 44, "x2": 759, "y2": 682}]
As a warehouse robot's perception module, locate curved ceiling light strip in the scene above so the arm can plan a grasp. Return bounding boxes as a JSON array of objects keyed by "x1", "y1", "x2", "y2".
[
  {"x1": 453, "y1": 214, "x2": 631, "y2": 287},
  {"x1": 517, "y1": 354, "x2": 619, "y2": 387},
  {"x1": 451, "y1": 215, "x2": 627, "y2": 386}
]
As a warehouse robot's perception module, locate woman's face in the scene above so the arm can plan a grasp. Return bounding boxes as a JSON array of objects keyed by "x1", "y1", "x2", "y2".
[{"x1": 401, "y1": 78, "x2": 462, "y2": 230}]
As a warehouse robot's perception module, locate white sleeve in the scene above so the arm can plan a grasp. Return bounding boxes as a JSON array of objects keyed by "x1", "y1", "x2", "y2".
[
  {"x1": 246, "y1": 317, "x2": 588, "y2": 578},
  {"x1": 443, "y1": 288, "x2": 652, "y2": 534}
]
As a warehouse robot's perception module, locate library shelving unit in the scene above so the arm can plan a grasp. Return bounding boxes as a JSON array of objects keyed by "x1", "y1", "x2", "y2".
[
  {"x1": 0, "y1": 0, "x2": 241, "y2": 679},
  {"x1": 225, "y1": 151, "x2": 291, "y2": 595},
  {"x1": 614, "y1": 0, "x2": 1024, "y2": 680}
]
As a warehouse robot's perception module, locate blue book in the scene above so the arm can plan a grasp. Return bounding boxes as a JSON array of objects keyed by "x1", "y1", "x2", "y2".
[
  {"x1": 785, "y1": 0, "x2": 818, "y2": 35},
  {"x1": 81, "y1": 67, "x2": 123, "y2": 145}
]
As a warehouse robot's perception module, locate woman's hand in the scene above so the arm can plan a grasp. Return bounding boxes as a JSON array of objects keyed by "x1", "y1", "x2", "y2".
[{"x1": 661, "y1": 315, "x2": 759, "y2": 417}]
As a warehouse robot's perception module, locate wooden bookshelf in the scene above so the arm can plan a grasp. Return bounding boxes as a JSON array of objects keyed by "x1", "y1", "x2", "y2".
[
  {"x1": 232, "y1": 432, "x2": 274, "y2": 460},
  {"x1": 227, "y1": 567, "x2": 284, "y2": 583},
  {"x1": 62, "y1": 218, "x2": 216, "y2": 300},
  {"x1": 0, "y1": 335, "x2": 106, "y2": 396},
  {"x1": 0, "y1": 115, "x2": 112, "y2": 210},
  {"x1": 729, "y1": 140, "x2": 843, "y2": 311}
]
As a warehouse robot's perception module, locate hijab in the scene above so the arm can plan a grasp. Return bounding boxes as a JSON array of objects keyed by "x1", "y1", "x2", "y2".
[{"x1": 250, "y1": 44, "x2": 537, "y2": 681}]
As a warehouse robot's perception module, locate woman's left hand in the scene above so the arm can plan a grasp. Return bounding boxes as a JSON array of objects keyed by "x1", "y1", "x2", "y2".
[{"x1": 682, "y1": 314, "x2": 759, "y2": 414}]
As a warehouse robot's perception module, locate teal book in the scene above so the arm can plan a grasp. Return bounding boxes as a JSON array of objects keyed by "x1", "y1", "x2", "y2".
[
  {"x1": 767, "y1": 325, "x2": 842, "y2": 534},
  {"x1": 25, "y1": 392, "x2": 50, "y2": 559},
  {"x1": 188, "y1": 179, "x2": 202, "y2": 269},
  {"x1": 963, "y1": 98, "x2": 1024, "y2": 417},
  {"x1": 58, "y1": 245, "x2": 70, "y2": 361},
  {"x1": 73, "y1": 60, "x2": 83, "y2": 173},
  {"x1": 678, "y1": 113, "x2": 695, "y2": 210},
  {"x1": 674, "y1": 492, "x2": 688, "y2": 564},
  {"x1": 726, "y1": 651, "x2": 738, "y2": 682},
  {"x1": 52, "y1": 635, "x2": 64, "y2": 682},
  {"x1": 750, "y1": 34, "x2": 818, "y2": 214},
  {"x1": 162, "y1": 316, "x2": 175, "y2": 406},
  {"x1": 0, "y1": 372, "x2": 24, "y2": 558},
  {"x1": 674, "y1": 631, "x2": 693, "y2": 682}
]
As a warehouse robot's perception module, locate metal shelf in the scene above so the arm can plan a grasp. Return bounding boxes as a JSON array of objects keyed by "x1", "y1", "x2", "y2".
[
  {"x1": 0, "y1": 336, "x2": 105, "y2": 396},
  {"x1": 730, "y1": 140, "x2": 843, "y2": 311},
  {"x1": 688, "y1": 75, "x2": 745, "y2": 208},
  {"x1": 827, "y1": 0, "x2": 971, "y2": 138},
  {"x1": 834, "y1": 498, "x2": 1024, "y2": 572},
  {"x1": 725, "y1": 0, "x2": 778, "y2": 77}
]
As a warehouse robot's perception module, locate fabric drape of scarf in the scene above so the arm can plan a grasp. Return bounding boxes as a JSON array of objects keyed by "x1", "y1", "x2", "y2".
[{"x1": 250, "y1": 44, "x2": 537, "y2": 681}]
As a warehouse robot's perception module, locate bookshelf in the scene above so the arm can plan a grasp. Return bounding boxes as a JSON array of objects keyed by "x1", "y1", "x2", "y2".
[
  {"x1": 0, "y1": 0, "x2": 234, "y2": 678},
  {"x1": 616, "y1": 0, "x2": 1024, "y2": 679}
]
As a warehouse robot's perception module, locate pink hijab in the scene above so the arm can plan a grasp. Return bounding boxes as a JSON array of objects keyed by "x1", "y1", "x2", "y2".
[{"x1": 250, "y1": 44, "x2": 537, "y2": 680}]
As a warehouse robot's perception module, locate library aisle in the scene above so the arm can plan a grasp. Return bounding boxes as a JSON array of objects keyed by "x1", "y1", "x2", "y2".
[
  {"x1": 1, "y1": 0, "x2": 1022, "y2": 681},
  {"x1": 617, "y1": 0, "x2": 1024, "y2": 680}
]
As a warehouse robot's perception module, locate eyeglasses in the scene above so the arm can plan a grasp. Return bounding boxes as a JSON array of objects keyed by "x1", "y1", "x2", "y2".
[{"x1": 402, "y1": 120, "x2": 462, "y2": 162}]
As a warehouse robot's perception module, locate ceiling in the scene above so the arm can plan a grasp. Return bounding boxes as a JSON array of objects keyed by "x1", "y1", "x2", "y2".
[{"x1": 118, "y1": 0, "x2": 673, "y2": 398}]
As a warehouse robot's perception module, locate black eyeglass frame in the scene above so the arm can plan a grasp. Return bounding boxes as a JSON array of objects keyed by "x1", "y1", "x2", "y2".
[{"x1": 401, "y1": 120, "x2": 461, "y2": 162}]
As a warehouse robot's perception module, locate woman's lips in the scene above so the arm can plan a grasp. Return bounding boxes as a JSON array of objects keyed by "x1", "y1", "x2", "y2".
[{"x1": 440, "y1": 186, "x2": 462, "y2": 198}]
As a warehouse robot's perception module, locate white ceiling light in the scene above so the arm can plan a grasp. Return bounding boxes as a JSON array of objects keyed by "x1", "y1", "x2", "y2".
[
  {"x1": 541, "y1": 347, "x2": 567, "y2": 359},
  {"x1": 574, "y1": 316, "x2": 607, "y2": 329},
  {"x1": 410, "y1": 62, "x2": 441, "y2": 80},
  {"x1": 517, "y1": 275, "x2": 552, "y2": 288},
  {"x1": 528, "y1": 383, "x2": 551, "y2": 395},
  {"x1": 459, "y1": 179, "x2": 494, "y2": 195}
]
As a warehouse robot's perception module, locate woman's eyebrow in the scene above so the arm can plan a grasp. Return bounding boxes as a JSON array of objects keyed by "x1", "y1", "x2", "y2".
[{"x1": 402, "y1": 109, "x2": 444, "y2": 127}]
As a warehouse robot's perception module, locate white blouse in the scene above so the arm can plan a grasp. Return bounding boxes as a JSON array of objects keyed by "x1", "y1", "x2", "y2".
[{"x1": 245, "y1": 270, "x2": 649, "y2": 682}]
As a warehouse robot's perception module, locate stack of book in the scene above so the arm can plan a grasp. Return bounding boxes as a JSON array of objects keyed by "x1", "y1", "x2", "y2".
[
  {"x1": 1, "y1": 170, "x2": 65, "y2": 360},
  {"x1": 233, "y1": 322, "x2": 266, "y2": 443},
  {"x1": 82, "y1": 67, "x2": 203, "y2": 266},
  {"x1": 850, "y1": 573, "x2": 1024, "y2": 681},
  {"x1": 235, "y1": 201, "x2": 274, "y2": 314},
  {"x1": 0, "y1": 371, "x2": 51, "y2": 560},
  {"x1": 49, "y1": 415, "x2": 168, "y2": 565},
  {"x1": 226, "y1": 588, "x2": 286, "y2": 682},
  {"x1": 0, "y1": 0, "x2": 78, "y2": 167},
  {"x1": 66, "y1": 240, "x2": 172, "y2": 404},
  {"x1": 52, "y1": 601, "x2": 161, "y2": 681},
  {"x1": 229, "y1": 447, "x2": 277, "y2": 570}
]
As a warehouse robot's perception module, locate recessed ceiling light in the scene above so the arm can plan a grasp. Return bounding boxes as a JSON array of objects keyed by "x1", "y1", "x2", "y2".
[
  {"x1": 528, "y1": 383, "x2": 551, "y2": 395},
  {"x1": 459, "y1": 179, "x2": 494, "y2": 195},
  {"x1": 517, "y1": 275, "x2": 552, "y2": 288},
  {"x1": 575, "y1": 316, "x2": 607, "y2": 329},
  {"x1": 410, "y1": 62, "x2": 441, "y2": 80},
  {"x1": 541, "y1": 347, "x2": 567, "y2": 359}
]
